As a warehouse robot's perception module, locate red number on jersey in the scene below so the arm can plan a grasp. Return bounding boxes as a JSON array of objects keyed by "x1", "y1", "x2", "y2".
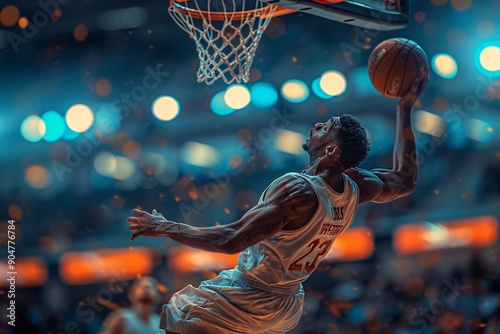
[{"x1": 288, "y1": 239, "x2": 333, "y2": 273}]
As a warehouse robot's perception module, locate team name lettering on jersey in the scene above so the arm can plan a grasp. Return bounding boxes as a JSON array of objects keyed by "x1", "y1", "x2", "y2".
[
  {"x1": 331, "y1": 206, "x2": 344, "y2": 220},
  {"x1": 318, "y1": 224, "x2": 344, "y2": 236}
]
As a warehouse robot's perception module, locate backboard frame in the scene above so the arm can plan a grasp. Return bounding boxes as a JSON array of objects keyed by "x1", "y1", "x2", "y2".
[{"x1": 261, "y1": 0, "x2": 410, "y2": 30}]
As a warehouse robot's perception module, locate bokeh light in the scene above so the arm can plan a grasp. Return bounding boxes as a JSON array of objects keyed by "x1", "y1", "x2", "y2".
[
  {"x1": 95, "y1": 78, "x2": 112, "y2": 96},
  {"x1": 122, "y1": 140, "x2": 142, "y2": 160},
  {"x1": 312, "y1": 78, "x2": 332, "y2": 99},
  {"x1": 431, "y1": 53, "x2": 458, "y2": 79},
  {"x1": 319, "y1": 70, "x2": 347, "y2": 96},
  {"x1": 415, "y1": 110, "x2": 444, "y2": 137},
  {"x1": 274, "y1": 130, "x2": 306, "y2": 155},
  {"x1": 25, "y1": 165, "x2": 51, "y2": 189},
  {"x1": 479, "y1": 45, "x2": 500, "y2": 72},
  {"x1": 21, "y1": 115, "x2": 46, "y2": 142},
  {"x1": 250, "y1": 82, "x2": 278, "y2": 109},
  {"x1": 8, "y1": 204, "x2": 23, "y2": 220},
  {"x1": 211, "y1": 91, "x2": 234, "y2": 116},
  {"x1": 224, "y1": 85, "x2": 251, "y2": 110},
  {"x1": 66, "y1": 104, "x2": 94, "y2": 133},
  {"x1": 94, "y1": 152, "x2": 117, "y2": 177},
  {"x1": 42, "y1": 111, "x2": 65, "y2": 142},
  {"x1": 466, "y1": 118, "x2": 494, "y2": 142},
  {"x1": 18, "y1": 17, "x2": 28, "y2": 28},
  {"x1": 281, "y1": 79, "x2": 309, "y2": 103},
  {"x1": 152, "y1": 96, "x2": 180, "y2": 121},
  {"x1": 451, "y1": 0, "x2": 472, "y2": 11},
  {"x1": 113, "y1": 156, "x2": 135, "y2": 180},
  {"x1": 0, "y1": 5, "x2": 20, "y2": 27},
  {"x1": 180, "y1": 142, "x2": 219, "y2": 167},
  {"x1": 73, "y1": 23, "x2": 88, "y2": 42}
]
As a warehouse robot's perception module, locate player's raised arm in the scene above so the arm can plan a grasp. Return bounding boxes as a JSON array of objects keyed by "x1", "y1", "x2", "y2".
[
  {"x1": 127, "y1": 174, "x2": 317, "y2": 254},
  {"x1": 346, "y1": 78, "x2": 428, "y2": 204}
]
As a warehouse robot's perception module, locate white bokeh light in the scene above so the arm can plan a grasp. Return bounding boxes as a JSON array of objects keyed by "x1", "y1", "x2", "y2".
[
  {"x1": 319, "y1": 71, "x2": 347, "y2": 96},
  {"x1": 479, "y1": 46, "x2": 500, "y2": 72},
  {"x1": 224, "y1": 85, "x2": 251, "y2": 110},
  {"x1": 66, "y1": 104, "x2": 94, "y2": 132},
  {"x1": 280, "y1": 79, "x2": 309, "y2": 103},
  {"x1": 20, "y1": 115, "x2": 46, "y2": 142},
  {"x1": 432, "y1": 54, "x2": 458, "y2": 79},
  {"x1": 152, "y1": 96, "x2": 180, "y2": 121}
]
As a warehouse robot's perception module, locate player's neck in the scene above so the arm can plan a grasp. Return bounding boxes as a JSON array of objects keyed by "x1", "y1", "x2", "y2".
[
  {"x1": 308, "y1": 154, "x2": 344, "y2": 177},
  {"x1": 303, "y1": 157, "x2": 345, "y2": 194},
  {"x1": 312, "y1": 156, "x2": 345, "y2": 190}
]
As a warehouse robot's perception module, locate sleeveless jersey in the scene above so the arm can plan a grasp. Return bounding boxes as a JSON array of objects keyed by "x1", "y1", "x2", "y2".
[
  {"x1": 233, "y1": 172, "x2": 359, "y2": 294},
  {"x1": 121, "y1": 308, "x2": 163, "y2": 334}
]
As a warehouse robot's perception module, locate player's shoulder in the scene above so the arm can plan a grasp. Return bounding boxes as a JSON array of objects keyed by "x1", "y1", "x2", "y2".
[
  {"x1": 345, "y1": 167, "x2": 382, "y2": 184},
  {"x1": 344, "y1": 167, "x2": 384, "y2": 204},
  {"x1": 265, "y1": 172, "x2": 316, "y2": 200},
  {"x1": 275, "y1": 172, "x2": 313, "y2": 188}
]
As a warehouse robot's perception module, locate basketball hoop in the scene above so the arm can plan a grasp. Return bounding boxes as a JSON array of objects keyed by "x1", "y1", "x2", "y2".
[{"x1": 169, "y1": 0, "x2": 292, "y2": 85}]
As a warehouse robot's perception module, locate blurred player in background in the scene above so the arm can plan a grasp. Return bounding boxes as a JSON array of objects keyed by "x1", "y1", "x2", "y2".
[
  {"x1": 99, "y1": 276, "x2": 165, "y2": 334},
  {"x1": 128, "y1": 78, "x2": 427, "y2": 333}
]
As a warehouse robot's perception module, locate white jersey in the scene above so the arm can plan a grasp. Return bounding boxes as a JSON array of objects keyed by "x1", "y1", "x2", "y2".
[{"x1": 234, "y1": 171, "x2": 359, "y2": 294}]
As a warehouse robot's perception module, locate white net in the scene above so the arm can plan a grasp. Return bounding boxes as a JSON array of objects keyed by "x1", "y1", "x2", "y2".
[{"x1": 169, "y1": 0, "x2": 277, "y2": 85}]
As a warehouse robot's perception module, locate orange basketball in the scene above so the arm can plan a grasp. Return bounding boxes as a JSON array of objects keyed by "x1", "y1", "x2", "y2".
[{"x1": 368, "y1": 38, "x2": 430, "y2": 98}]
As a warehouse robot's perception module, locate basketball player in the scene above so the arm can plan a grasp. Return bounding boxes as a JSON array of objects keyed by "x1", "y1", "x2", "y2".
[
  {"x1": 99, "y1": 277, "x2": 165, "y2": 334},
  {"x1": 128, "y1": 78, "x2": 427, "y2": 333}
]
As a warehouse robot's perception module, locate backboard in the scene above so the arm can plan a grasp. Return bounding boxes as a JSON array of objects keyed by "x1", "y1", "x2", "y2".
[{"x1": 261, "y1": 0, "x2": 410, "y2": 30}]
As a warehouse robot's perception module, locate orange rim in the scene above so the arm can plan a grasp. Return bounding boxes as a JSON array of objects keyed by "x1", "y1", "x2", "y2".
[{"x1": 169, "y1": 0, "x2": 295, "y2": 20}]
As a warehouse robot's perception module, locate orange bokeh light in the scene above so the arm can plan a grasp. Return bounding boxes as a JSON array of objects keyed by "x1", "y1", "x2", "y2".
[
  {"x1": 1, "y1": 5, "x2": 20, "y2": 27},
  {"x1": 60, "y1": 248, "x2": 153, "y2": 285},
  {"x1": 74, "y1": 23, "x2": 88, "y2": 42},
  {"x1": 0, "y1": 257, "x2": 47, "y2": 287},
  {"x1": 394, "y1": 216, "x2": 499, "y2": 255},
  {"x1": 324, "y1": 227, "x2": 375, "y2": 262}
]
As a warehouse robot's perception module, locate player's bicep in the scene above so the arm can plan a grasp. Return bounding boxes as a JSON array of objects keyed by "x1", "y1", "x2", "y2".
[
  {"x1": 370, "y1": 168, "x2": 415, "y2": 203},
  {"x1": 346, "y1": 167, "x2": 415, "y2": 204},
  {"x1": 223, "y1": 175, "x2": 316, "y2": 252}
]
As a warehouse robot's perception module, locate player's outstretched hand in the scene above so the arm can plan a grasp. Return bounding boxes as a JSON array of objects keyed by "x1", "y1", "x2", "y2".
[
  {"x1": 128, "y1": 208, "x2": 172, "y2": 241},
  {"x1": 399, "y1": 75, "x2": 429, "y2": 109}
]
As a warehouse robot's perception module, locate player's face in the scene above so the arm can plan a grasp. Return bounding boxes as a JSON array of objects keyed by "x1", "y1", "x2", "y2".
[{"x1": 302, "y1": 117, "x2": 341, "y2": 155}]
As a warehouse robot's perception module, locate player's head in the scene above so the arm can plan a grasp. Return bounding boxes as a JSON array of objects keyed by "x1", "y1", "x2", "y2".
[
  {"x1": 128, "y1": 276, "x2": 161, "y2": 305},
  {"x1": 302, "y1": 114, "x2": 370, "y2": 169}
]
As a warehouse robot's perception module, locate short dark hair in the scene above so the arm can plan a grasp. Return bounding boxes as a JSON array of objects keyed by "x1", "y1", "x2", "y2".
[{"x1": 329, "y1": 114, "x2": 370, "y2": 169}]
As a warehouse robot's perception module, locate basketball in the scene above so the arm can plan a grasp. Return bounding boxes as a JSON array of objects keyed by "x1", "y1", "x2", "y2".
[{"x1": 368, "y1": 38, "x2": 430, "y2": 98}]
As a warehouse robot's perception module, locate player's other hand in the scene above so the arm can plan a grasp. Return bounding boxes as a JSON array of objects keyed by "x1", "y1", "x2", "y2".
[
  {"x1": 128, "y1": 208, "x2": 170, "y2": 241},
  {"x1": 399, "y1": 75, "x2": 429, "y2": 109}
]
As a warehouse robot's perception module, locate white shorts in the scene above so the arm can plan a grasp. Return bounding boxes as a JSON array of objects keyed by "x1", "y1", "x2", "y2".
[{"x1": 160, "y1": 270, "x2": 304, "y2": 334}]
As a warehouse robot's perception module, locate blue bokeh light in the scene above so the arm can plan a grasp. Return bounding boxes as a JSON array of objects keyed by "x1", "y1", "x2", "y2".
[
  {"x1": 250, "y1": 82, "x2": 278, "y2": 109},
  {"x1": 211, "y1": 91, "x2": 235, "y2": 116},
  {"x1": 42, "y1": 111, "x2": 66, "y2": 142},
  {"x1": 312, "y1": 78, "x2": 332, "y2": 99}
]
